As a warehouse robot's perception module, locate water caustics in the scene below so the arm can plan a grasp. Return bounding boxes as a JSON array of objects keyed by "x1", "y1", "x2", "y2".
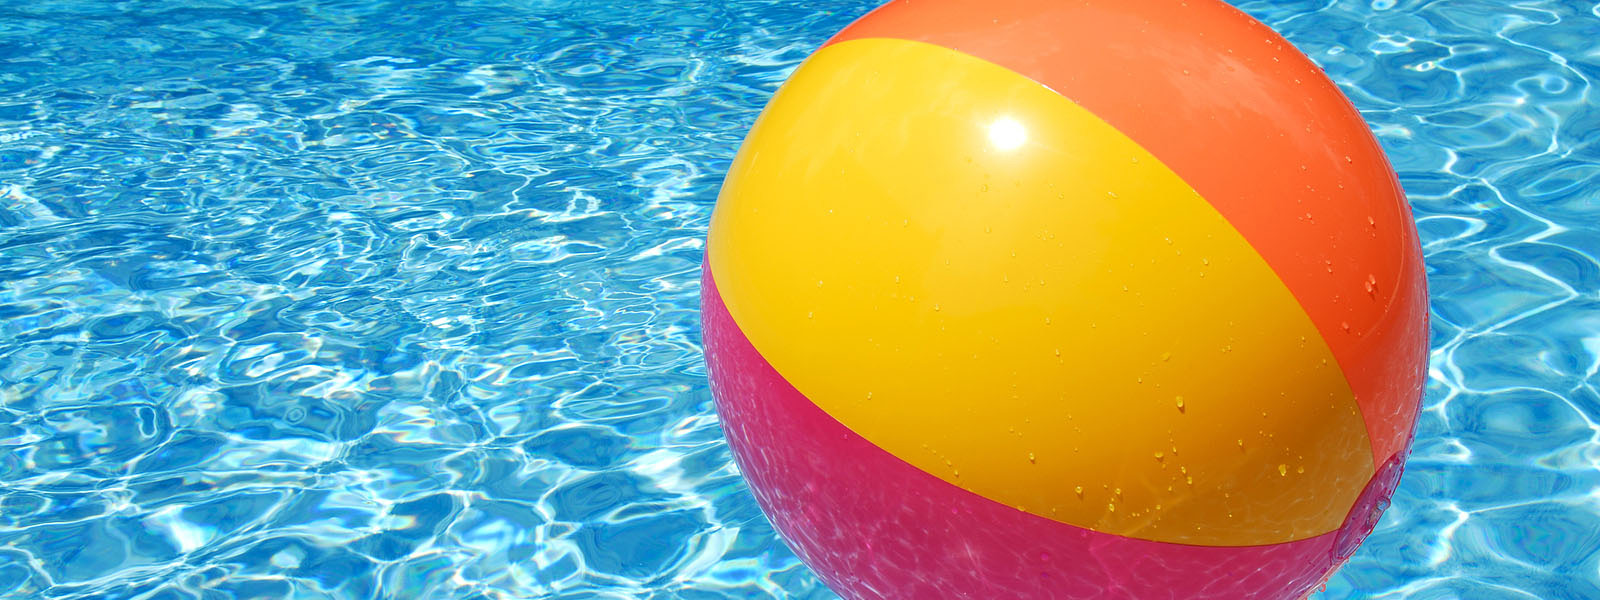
[{"x1": 0, "y1": 0, "x2": 1596, "y2": 598}]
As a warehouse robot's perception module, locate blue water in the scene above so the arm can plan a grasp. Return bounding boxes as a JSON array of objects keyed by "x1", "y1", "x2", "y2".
[{"x1": 0, "y1": 0, "x2": 1595, "y2": 598}]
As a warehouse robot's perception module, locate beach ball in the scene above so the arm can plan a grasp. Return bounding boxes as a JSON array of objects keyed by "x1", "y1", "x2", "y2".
[{"x1": 700, "y1": 0, "x2": 1429, "y2": 597}]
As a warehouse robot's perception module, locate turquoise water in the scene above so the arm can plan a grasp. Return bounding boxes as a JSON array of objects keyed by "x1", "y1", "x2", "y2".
[{"x1": 0, "y1": 0, "x2": 1596, "y2": 598}]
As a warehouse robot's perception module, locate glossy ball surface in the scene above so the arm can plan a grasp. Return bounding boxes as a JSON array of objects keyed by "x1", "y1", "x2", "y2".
[{"x1": 702, "y1": 1, "x2": 1428, "y2": 597}]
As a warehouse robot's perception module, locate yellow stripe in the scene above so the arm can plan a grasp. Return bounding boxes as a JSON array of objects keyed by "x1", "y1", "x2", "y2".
[{"x1": 708, "y1": 38, "x2": 1373, "y2": 546}]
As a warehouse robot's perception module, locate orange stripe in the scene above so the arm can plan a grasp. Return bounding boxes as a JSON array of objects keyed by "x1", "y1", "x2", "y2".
[{"x1": 827, "y1": 0, "x2": 1428, "y2": 466}]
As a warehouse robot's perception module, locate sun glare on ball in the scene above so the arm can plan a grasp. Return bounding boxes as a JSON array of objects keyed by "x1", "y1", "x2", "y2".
[{"x1": 987, "y1": 117, "x2": 1026, "y2": 151}]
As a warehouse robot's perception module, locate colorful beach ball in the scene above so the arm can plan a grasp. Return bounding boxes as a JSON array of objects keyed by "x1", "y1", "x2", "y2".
[{"x1": 700, "y1": 0, "x2": 1429, "y2": 597}]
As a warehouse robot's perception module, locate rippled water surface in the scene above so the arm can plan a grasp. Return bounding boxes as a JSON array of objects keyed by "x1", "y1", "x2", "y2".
[{"x1": 1, "y1": 0, "x2": 1596, "y2": 598}]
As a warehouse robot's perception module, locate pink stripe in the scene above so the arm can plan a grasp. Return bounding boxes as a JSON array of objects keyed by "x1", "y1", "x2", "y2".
[{"x1": 702, "y1": 262, "x2": 1374, "y2": 599}]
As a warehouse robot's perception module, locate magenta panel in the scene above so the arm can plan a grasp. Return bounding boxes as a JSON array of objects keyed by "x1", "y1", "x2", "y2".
[{"x1": 702, "y1": 263, "x2": 1381, "y2": 599}]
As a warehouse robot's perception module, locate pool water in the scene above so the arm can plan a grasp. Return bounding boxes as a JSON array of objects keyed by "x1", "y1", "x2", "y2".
[{"x1": 0, "y1": 0, "x2": 1596, "y2": 598}]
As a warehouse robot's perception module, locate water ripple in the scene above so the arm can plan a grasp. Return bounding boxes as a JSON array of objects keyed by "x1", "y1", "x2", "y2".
[{"x1": 1, "y1": 0, "x2": 1595, "y2": 598}]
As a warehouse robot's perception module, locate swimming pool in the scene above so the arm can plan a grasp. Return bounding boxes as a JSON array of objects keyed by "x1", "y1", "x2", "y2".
[{"x1": 0, "y1": 0, "x2": 1595, "y2": 598}]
